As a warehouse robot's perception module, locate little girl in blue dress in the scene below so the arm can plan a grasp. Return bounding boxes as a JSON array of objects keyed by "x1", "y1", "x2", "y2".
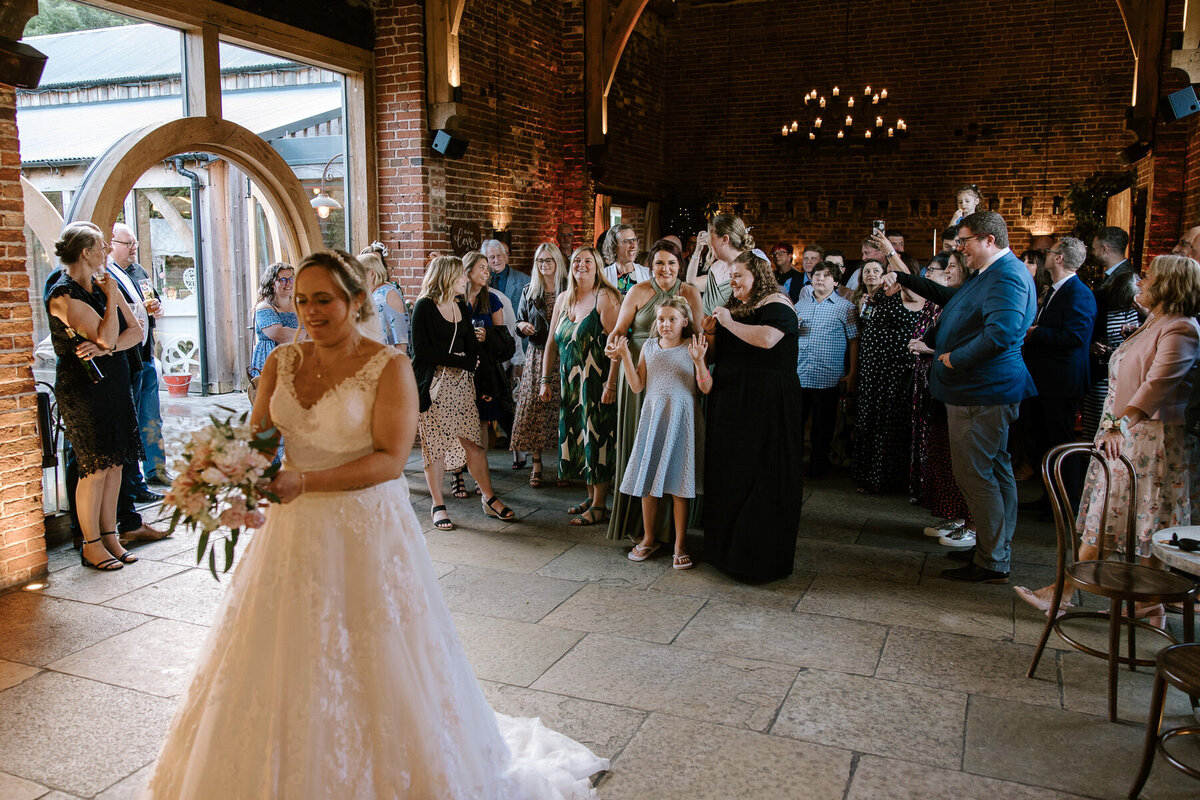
[{"x1": 607, "y1": 296, "x2": 711, "y2": 569}]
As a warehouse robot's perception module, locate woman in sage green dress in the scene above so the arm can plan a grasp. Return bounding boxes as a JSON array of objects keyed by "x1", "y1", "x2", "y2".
[
  {"x1": 540, "y1": 246, "x2": 622, "y2": 525},
  {"x1": 605, "y1": 239, "x2": 703, "y2": 542},
  {"x1": 686, "y1": 214, "x2": 755, "y2": 527}
]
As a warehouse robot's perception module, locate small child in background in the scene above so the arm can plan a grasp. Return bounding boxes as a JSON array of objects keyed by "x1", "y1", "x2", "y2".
[
  {"x1": 607, "y1": 296, "x2": 710, "y2": 569},
  {"x1": 950, "y1": 184, "x2": 983, "y2": 226}
]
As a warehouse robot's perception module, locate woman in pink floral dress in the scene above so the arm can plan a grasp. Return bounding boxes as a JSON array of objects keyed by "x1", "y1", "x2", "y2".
[{"x1": 1016, "y1": 254, "x2": 1200, "y2": 625}]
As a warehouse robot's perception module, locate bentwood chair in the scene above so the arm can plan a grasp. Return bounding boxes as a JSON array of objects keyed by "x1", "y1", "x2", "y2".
[
  {"x1": 1128, "y1": 642, "x2": 1200, "y2": 797},
  {"x1": 1026, "y1": 443, "x2": 1196, "y2": 722}
]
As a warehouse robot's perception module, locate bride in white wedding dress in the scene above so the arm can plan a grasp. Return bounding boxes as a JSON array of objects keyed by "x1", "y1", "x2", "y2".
[{"x1": 141, "y1": 251, "x2": 607, "y2": 799}]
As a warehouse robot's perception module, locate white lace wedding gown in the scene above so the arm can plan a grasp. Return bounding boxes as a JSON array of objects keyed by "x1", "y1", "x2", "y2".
[{"x1": 141, "y1": 345, "x2": 608, "y2": 799}]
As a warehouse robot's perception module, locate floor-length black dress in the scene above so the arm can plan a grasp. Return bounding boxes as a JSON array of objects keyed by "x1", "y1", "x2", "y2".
[{"x1": 702, "y1": 301, "x2": 804, "y2": 580}]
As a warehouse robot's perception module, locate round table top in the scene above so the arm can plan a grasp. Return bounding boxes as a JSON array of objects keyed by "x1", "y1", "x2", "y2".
[{"x1": 1151, "y1": 527, "x2": 1200, "y2": 577}]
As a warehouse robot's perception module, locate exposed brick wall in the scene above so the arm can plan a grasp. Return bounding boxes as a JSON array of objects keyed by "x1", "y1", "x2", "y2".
[
  {"x1": 0, "y1": 84, "x2": 46, "y2": 589},
  {"x1": 602, "y1": 11, "x2": 667, "y2": 199},
  {"x1": 598, "y1": 0, "x2": 1135, "y2": 260},
  {"x1": 374, "y1": 0, "x2": 597, "y2": 291}
]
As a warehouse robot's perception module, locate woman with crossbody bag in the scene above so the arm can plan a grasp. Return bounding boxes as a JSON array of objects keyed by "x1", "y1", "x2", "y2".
[{"x1": 412, "y1": 256, "x2": 516, "y2": 532}]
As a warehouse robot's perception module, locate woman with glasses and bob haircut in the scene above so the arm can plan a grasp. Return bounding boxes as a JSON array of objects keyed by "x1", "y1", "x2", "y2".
[{"x1": 250, "y1": 261, "x2": 303, "y2": 377}]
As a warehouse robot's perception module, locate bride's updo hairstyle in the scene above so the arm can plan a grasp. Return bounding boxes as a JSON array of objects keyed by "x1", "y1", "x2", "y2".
[
  {"x1": 296, "y1": 250, "x2": 379, "y2": 337},
  {"x1": 55, "y1": 221, "x2": 103, "y2": 265},
  {"x1": 419, "y1": 255, "x2": 464, "y2": 304},
  {"x1": 709, "y1": 213, "x2": 755, "y2": 253}
]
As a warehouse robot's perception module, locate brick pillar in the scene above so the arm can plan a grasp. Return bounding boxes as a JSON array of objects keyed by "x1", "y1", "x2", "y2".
[
  {"x1": 562, "y1": 0, "x2": 593, "y2": 245},
  {"x1": 374, "y1": 0, "x2": 449, "y2": 296},
  {"x1": 0, "y1": 83, "x2": 47, "y2": 589}
]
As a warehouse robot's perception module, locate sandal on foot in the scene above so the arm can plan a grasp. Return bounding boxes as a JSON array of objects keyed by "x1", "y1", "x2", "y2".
[
  {"x1": 628, "y1": 542, "x2": 660, "y2": 562},
  {"x1": 1014, "y1": 586, "x2": 1073, "y2": 617},
  {"x1": 511, "y1": 456, "x2": 527, "y2": 470},
  {"x1": 449, "y1": 472, "x2": 469, "y2": 499},
  {"x1": 100, "y1": 531, "x2": 137, "y2": 563},
  {"x1": 672, "y1": 553, "x2": 694, "y2": 570},
  {"x1": 570, "y1": 507, "x2": 607, "y2": 527},
  {"x1": 431, "y1": 504, "x2": 454, "y2": 531},
  {"x1": 482, "y1": 495, "x2": 516, "y2": 521},
  {"x1": 567, "y1": 498, "x2": 593, "y2": 515},
  {"x1": 80, "y1": 537, "x2": 123, "y2": 571},
  {"x1": 529, "y1": 464, "x2": 543, "y2": 489}
]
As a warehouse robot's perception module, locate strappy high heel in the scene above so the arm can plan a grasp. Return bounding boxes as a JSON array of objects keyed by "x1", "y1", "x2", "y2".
[
  {"x1": 80, "y1": 537, "x2": 123, "y2": 571},
  {"x1": 482, "y1": 495, "x2": 515, "y2": 521},
  {"x1": 101, "y1": 531, "x2": 137, "y2": 563}
]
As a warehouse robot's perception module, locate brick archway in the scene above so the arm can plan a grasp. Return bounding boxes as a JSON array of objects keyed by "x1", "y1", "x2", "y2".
[{"x1": 65, "y1": 117, "x2": 323, "y2": 258}]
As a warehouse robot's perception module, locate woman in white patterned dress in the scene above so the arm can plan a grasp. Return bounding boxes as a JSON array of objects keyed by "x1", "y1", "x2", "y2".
[{"x1": 141, "y1": 251, "x2": 607, "y2": 799}]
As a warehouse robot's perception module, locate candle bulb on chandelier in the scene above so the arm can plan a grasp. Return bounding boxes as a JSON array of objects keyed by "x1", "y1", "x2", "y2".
[
  {"x1": 814, "y1": 117, "x2": 822, "y2": 128},
  {"x1": 791, "y1": 121, "x2": 799, "y2": 131},
  {"x1": 872, "y1": 94, "x2": 879, "y2": 104},
  {"x1": 804, "y1": 94, "x2": 811, "y2": 105},
  {"x1": 845, "y1": 115, "x2": 852, "y2": 126},
  {"x1": 880, "y1": 88, "x2": 888, "y2": 100},
  {"x1": 782, "y1": 125, "x2": 788, "y2": 136},
  {"x1": 832, "y1": 86, "x2": 839, "y2": 97},
  {"x1": 837, "y1": 129, "x2": 844, "y2": 139},
  {"x1": 808, "y1": 131, "x2": 815, "y2": 140},
  {"x1": 864, "y1": 85, "x2": 871, "y2": 95},
  {"x1": 864, "y1": 129, "x2": 872, "y2": 139},
  {"x1": 875, "y1": 116, "x2": 883, "y2": 127},
  {"x1": 888, "y1": 127, "x2": 894, "y2": 137},
  {"x1": 819, "y1": 96, "x2": 826, "y2": 108},
  {"x1": 847, "y1": 96, "x2": 855, "y2": 107}
]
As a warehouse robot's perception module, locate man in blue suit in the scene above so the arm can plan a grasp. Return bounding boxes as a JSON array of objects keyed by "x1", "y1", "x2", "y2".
[
  {"x1": 883, "y1": 210, "x2": 1037, "y2": 583},
  {"x1": 1020, "y1": 236, "x2": 1096, "y2": 516}
]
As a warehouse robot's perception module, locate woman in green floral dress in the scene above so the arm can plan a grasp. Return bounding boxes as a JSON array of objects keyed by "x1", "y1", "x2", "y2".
[{"x1": 541, "y1": 245, "x2": 623, "y2": 525}]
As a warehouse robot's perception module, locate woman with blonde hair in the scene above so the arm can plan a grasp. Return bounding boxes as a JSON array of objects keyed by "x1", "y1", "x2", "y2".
[
  {"x1": 412, "y1": 255, "x2": 514, "y2": 530},
  {"x1": 540, "y1": 245, "x2": 622, "y2": 524},
  {"x1": 511, "y1": 242, "x2": 568, "y2": 487},
  {"x1": 687, "y1": 213, "x2": 754, "y2": 316},
  {"x1": 358, "y1": 242, "x2": 410, "y2": 349},
  {"x1": 1016, "y1": 254, "x2": 1200, "y2": 626}
]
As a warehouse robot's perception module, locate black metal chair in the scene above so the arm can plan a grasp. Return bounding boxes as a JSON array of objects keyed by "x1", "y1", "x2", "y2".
[
  {"x1": 1129, "y1": 642, "x2": 1200, "y2": 797},
  {"x1": 1026, "y1": 442, "x2": 1196, "y2": 722}
]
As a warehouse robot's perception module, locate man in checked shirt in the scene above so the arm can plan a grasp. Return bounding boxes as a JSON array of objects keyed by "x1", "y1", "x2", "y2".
[{"x1": 794, "y1": 260, "x2": 859, "y2": 479}]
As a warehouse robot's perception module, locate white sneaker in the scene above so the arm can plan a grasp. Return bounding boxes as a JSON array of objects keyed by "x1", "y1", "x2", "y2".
[
  {"x1": 940, "y1": 527, "x2": 976, "y2": 547},
  {"x1": 924, "y1": 518, "x2": 963, "y2": 537}
]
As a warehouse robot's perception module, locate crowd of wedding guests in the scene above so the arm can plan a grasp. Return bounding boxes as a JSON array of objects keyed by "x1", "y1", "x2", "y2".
[
  {"x1": 54, "y1": 192, "x2": 1199, "y2": 597},
  {"x1": 403, "y1": 188, "x2": 1200, "y2": 599}
]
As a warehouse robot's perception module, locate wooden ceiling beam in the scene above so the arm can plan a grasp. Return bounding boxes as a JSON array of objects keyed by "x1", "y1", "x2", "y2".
[
  {"x1": 586, "y1": 0, "x2": 651, "y2": 151},
  {"x1": 427, "y1": 0, "x2": 468, "y2": 131}
]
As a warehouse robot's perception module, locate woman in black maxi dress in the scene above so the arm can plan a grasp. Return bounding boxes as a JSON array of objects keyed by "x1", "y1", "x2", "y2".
[{"x1": 702, "y1": 252, "x2": 804, "y2": 581}]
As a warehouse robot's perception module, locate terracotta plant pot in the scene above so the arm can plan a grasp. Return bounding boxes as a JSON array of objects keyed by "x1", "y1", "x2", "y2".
[{"x1": 163, "y1": 373, "x2": 192, "y2": 397}]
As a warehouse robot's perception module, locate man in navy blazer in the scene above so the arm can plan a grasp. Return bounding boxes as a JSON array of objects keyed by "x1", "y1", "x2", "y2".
[
  {"x1": 1021, "y1": 236, "x2": 1097, "y2": 513},
  {"x1": 884, "y1": 211, "x2": 1037, "y2": 583}
]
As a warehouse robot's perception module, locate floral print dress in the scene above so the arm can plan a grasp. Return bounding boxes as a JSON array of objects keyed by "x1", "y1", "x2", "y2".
[{"x1": 1078, "y1": 339, "x2": 1200, "y2": 558}]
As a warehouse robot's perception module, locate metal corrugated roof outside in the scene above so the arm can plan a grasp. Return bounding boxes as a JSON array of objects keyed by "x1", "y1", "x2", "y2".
[
  {"x1": 23, "y1": 24, "x2": 299, "y2": 90},
  {"x1": 17, "y1": 83, "x2": 342, "y2": 165}
]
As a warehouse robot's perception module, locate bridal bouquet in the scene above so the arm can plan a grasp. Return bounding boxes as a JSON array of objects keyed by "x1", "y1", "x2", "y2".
[{"x1": 164, "y1": 408, "x2": 280, "y2": 580}]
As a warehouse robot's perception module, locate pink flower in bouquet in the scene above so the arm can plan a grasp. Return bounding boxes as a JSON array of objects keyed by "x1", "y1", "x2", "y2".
[
  {"x1": 200, "y1": 467, "x2": 227, "y2": 485},
  {"x1": 219, "y1": 507, "x2": 247, "y2": 529},
  {"x1": 245, "y1": 509, "x2": 267, "y2": 528}
]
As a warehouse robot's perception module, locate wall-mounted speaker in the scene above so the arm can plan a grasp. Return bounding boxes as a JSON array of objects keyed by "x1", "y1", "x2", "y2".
[
  {"x1": 431, "y1": 129, "x2": 468, "y2": 158},
  {"x1": 1161, "y1": 86, "x2": 1200, "y2": 122}
]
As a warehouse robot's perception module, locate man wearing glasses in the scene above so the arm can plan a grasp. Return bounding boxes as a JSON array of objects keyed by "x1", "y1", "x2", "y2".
[
  {"x1": 109, "y1": 223, "x2": 170, "y2": 490},
  {"x1": 882, "y1": 211, "x2": 1037, "y2": 583}
]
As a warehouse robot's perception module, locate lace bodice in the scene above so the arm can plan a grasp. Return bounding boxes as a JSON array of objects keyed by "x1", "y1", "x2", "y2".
[{"x1": 270, "y1": 344, "x2": 395, "y2": 472}]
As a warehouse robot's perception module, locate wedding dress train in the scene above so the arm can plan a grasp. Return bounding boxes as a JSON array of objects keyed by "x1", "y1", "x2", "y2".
[{"x1": 141, "y1": 345, "x2": 607, "y2": 799}]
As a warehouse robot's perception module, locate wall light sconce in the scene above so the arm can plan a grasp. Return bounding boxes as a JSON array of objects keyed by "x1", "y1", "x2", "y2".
[{"x1": 310, "y1": 153, "x2": 345, "y2": 220}]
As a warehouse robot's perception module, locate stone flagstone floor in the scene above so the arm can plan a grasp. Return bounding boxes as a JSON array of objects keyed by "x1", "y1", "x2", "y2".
[{"x1": 1, "y1": 393, "x2": 1199, "y2": 798}]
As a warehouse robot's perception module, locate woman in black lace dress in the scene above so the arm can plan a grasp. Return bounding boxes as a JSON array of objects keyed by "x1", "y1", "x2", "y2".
[{"x1": 46, "y1": 222, "x2": 145, "y2": 571}]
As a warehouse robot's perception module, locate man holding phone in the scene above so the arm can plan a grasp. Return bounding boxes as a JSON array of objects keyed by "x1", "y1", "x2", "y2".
[{"x1": 881, "y1": 211, "x2": 1037, "y2": 583}]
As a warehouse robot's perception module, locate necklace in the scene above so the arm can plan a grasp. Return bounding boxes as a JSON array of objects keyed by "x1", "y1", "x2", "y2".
[{"x1": 312, "y1": 335, "x2": 361, "y2": 380}]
